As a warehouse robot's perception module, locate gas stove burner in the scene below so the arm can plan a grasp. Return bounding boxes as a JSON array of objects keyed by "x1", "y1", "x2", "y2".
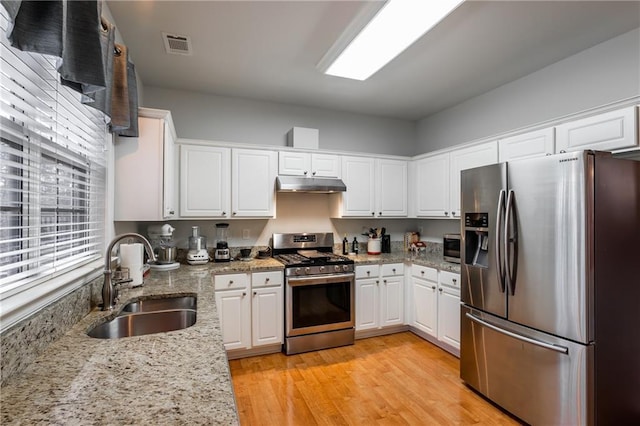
[{"x1": 272, "y1": 232, "x2": 354, "y2": 276}]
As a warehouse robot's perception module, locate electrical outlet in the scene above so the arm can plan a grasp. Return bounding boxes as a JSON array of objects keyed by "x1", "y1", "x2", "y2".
[{"x1": 242, "y1": 229, "x2": 250, "y2": 240}]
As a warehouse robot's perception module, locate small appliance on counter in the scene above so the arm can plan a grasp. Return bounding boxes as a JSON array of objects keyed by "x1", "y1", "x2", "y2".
[
  {"x1": 187, "y1": 226, "x2": 210, "y2": 265},
  {"x1": 214, "y1": 223, "x2": 230, "y2": 262},
  {"x1": 443, "y1": 233, "x2": 461, "y2": 263},
  {"x1": 147, "y1": 224, "x2": 180, "y2": 271}
]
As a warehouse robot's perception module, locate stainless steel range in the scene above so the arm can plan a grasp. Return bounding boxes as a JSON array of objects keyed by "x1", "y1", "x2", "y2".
[{"x1": 272, "y1": 233, "x2": 355, "y2": 355}]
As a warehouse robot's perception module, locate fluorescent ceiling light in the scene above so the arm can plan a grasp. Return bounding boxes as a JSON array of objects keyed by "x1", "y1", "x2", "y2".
[{"x1": 325, "y1": 0, "x2": 464, "y2": 81}]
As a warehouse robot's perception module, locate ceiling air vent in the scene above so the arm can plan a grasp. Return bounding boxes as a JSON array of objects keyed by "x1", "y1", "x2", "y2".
[{"x1": 162, "y1": 32, "x2": 193, "y2": 55}]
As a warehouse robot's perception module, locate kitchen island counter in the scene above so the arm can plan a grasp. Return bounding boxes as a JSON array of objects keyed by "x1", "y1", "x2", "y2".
[{"x1": 0, "y1": 258, "x2": 283, "y2": 425}]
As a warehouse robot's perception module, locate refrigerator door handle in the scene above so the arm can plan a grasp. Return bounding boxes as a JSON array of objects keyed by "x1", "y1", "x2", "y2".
[
  {"x1": 495, "y1": 189, "x2": 506, "y2": 293},
  {"x1": 465, "y1": 313, "x2": 569, "y2": 354},
  {"x1": 504, "y1": 190, "x2": 518, "y2": 295}
]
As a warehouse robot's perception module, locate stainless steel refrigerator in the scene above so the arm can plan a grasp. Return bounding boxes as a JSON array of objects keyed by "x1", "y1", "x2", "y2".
[{"x1": 460, "y1": 150, "x2": 640, "y2": 425}]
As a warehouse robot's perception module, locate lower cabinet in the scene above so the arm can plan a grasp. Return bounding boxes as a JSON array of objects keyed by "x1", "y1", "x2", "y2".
[
  {"x1": 355, "y1": 263, "x2": 404, "y2": 334},
  {"x1": 410, "y1": 265, "x2": 460, "y2": 355},
  {"x1": 214, "y1": 270, "x2": 283, "y2": 353}
]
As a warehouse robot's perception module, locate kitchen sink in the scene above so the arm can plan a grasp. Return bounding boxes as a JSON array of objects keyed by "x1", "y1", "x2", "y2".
[
  {"x1": 88, "y1": 309, "x2": 197, "y2": 339},
  {"x1": 121, "y1": 296, "x2": 197, "y2": 313}
]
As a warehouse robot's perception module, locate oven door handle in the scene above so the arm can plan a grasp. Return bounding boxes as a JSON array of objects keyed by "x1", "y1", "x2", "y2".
[{"x1": 287, "y1": 273, "x2": 354, "y2": 286}]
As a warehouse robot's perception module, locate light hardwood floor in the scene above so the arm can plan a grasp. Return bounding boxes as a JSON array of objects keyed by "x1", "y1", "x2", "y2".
[{"x1": 229, "y1": 332, "x2": 521, "y2": 425}]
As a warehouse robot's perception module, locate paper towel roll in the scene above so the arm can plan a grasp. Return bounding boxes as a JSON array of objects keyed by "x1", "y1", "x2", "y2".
[{"x1": 120, "y1": 243, "x2": 144, "y2": 286}]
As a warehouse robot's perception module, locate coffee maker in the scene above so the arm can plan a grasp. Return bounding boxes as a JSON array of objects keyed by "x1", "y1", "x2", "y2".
[{"x1": 214, "y1": 223, "x2": 230, "y2": 262}]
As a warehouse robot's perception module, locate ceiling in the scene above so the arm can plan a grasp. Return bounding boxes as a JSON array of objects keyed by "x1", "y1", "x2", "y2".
[{"x1": 106, "y1": 1, "x2": 640, "y2": 121}]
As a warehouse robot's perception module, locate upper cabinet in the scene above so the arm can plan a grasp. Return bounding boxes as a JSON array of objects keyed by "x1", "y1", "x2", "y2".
[
  {"x1": 278, "y1": 151, "x2": 341, "y2": 178},
  {"x1": 179, "y1": 145, "x2": 277, "y2": 218},
  {"x1": 231, "y1": 148, "x2": 278, "y2": 217},
  {"x1": 499, "y1": 127, "x2": 555, "y2": 162},
  {"x1": 332, "y1": 156, "x2": 407, "y2": 218},
  {"x1": 555, "y1": 106, "x2": 638, "y2": 153},
  {"x1": 114, "y1": 108, "x2": 177, "y2": 221},
  {"x1": 180, "y1": 145, "x2": 230, "y2": 217},
  {"x1": 414, "y1": 141, "x2": 498, "y2": 218}
]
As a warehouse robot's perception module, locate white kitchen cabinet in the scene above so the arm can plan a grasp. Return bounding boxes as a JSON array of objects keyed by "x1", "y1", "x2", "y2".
[
  {"x1": 555, "y1": 106, "x2": 638, "y2": 153},
  {"x1": 355, "y1": 263, "x2": 404, "y2": 332},
  {"x1": 214, "y1": 273, "x2": 251, "y2": 351},
  {"x1": 333, "y1": 156, "x2": 407, "y2": 218},
  {"x1": 278, "y1": 151, "x2": 341, "y2": 178},
  {"x1": 449, "y1": 141, "x2": 498, "y2": 218},
  {"x1": 499, "y1": 127, "x2": 555, "y2": 162},
  {"x1": 413, "y1": 141, "x2": 497, "y2": 219},
  {"x1": 376, "y1": 158, "x2": 408, "y2": 217},
  {"x1": 231, "y1": 148, "x2": 277, "y2": 217},
  {"x1": 179, "y1": 145, "x2": 230, "y2": 217},
  {"x1": 414, "y1": 153, "x2": 450, "y2": 217},
  {"x1": 410, "y1": 265, "x2": 438, "y2": 338},
  {"x1": 251, "y1": 271, "x2": 283, "y2": 347},
  {"x1": 437, "y1": 270, "x2": 461, "y2": 350},
  {"x1": 114, "y1": 108, "x2": 177, "y2": 221}
]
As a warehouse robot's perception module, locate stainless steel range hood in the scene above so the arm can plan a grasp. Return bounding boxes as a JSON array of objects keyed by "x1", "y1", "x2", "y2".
[{"x1": 276, "y1": 176, "x2": 347, "y2": 193}]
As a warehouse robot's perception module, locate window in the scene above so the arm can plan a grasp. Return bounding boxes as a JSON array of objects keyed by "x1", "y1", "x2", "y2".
[{"x1": 0, "y1": 8, "x2": 107, "y2": 325}]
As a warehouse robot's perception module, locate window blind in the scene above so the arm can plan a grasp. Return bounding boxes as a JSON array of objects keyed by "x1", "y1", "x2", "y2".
[{"x1": 0, "y1": 8, "x2": 107, "y2": 298}]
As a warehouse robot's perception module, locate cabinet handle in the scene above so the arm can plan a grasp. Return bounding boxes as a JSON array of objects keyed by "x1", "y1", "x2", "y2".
[
  {"x1": 376, "y1": 280, "x2": 379, "y2": 285},
  {"x1": 169, "y1": 210, "x2": 174, "y2": 215},
  {"x1": 444, "y1": 211, "x2": 449, "y2": 216},
  {"x1": 229, "y1": 280, "x2": 234, "y2": 285},
  {"x1": 312, "y1": 171, "x2": 316, "y2": 176},
  {"x1": 451, "y1": 211, "x2": 455, "y2": 216},
  {"x1": 222, "y1": 211, "x2": 226, "y2": 216},
  {"x1": 439, "y1": 288, "x2": 443, "y2": 292},
  {"x1": 383, "y1": 279, "x2": 387, "y2": 284},
  {"x1": 452, "y1": 278, "x2": 457, "y2": 284},
  {"x1": 420, "y1": 270, "x2": 424, "y2": 275},
  {"x1": 265, "y1": 277, "x2": 269, "y2": 282},
  {"x1": 366, "y1": 271, "x2": 370, "y2": 276},
  {"x1": 253, "y1": 291, "x2": 257, "y2": 296},
  {"x1": 233, "y1": 212, "x2": 237, "y2": 215},
  {"x1": 431, "y1": 285, "x2": 436, "y2": 290},
  {"x1": 371, "y1": 212, "x2": 375, "y2": 216},
  {"x1": 242, "y1": 292, "x2": 246, "y2": 296},
  {"x1": 304, "y1": 171, "x2": 308, "y2": 175},
  {"x1": 392, "y1": 268, "x2": 396, "y2": 273}
]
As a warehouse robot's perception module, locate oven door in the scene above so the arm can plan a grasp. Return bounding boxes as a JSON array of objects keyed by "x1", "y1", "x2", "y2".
[{"x1": 285, "y1": 273, "x2": 355, "y2": 337}]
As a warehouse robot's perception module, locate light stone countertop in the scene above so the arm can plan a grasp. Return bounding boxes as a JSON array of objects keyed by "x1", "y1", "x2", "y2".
[
  {"x1": 347, "y1": 252, "x2": 461, "y2": 274},
  {"x1": 0, "y1": 258, "x2": 283, "y2": 426}
]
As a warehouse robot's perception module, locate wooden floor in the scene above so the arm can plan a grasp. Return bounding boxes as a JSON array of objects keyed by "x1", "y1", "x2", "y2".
[{"x1": 229, "y1": 332, "x2": 521, "y2": 425}]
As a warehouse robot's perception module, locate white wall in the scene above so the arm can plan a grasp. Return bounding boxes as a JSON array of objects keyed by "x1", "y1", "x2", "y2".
[
  {"x1": 416, "y1": 28, "x2": 640, "y2": 153},
  {"x1": 142, "y1": 87, "x2": 417, "y2": 156}
]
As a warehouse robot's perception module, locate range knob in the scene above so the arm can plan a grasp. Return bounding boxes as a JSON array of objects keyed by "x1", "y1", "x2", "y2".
[
  {"x1": 334, "y1": 265, "x2": 340, "y2": 272},
  {"x1": 295, "y1": 267, "x2": 301, "y2": 275},
  {"x1": 342, "y1": 265, "x2": 349, "y2": 272},
  {"x1": 319, "y1": 266, "x2": 325, "y2": 273},
  {"x1": 305, "y1": 267, "x2": 310, "y2": 274}
]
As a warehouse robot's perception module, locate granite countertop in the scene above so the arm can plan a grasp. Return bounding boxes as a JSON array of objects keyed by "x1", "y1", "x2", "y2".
[
  {"x1": 347, "y1": 252, "x2": 461, "y2": 274},
  {"x1": 0, "y1": 258, "x2": 283, "y2": 425}
]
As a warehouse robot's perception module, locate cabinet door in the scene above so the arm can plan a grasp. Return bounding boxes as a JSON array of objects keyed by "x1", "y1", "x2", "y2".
[
  {"x1": 252, "y1": 286, "x2": 283, "y2": 347},
  {"x1": 499, "y1": 128, "x2": 555, "y2": 162},
  {"x1": 438, "y1": 286, "x2": 460, "y2": 350},
  {"x1": 180, "y1": 145, "x2": 230, "y2": 217},
  {"x1": 278, "y1": 151, "x2": 311, "y2": 176},
  {"x1": 380, "y1": 275, "x2": 404, "y2": 327},
  {"x1": 412, "y1": 277, "x2": 437, "y2": 337},
  {"x1": 377, "y1": 158, "x2": 408, "y2": 217},
  {"x1": 449, "y1": 141, "x2": 498, "y2": 218},
  {"x1": 341, "y1": 156, "x2": 376, "y2": 217},
  {"x1": 555, "y1": 106, "x2": 638, "y2": 153},
  {"x1": 311, "y1": 153, "x2": 341, "y2": 178},
  {"x1": 215, "y1": 289, "x2": 251, "y2": 350},
  {"x1": 232, "y1": 149, "x2": 277, "y2": 217},
  {"x1": 114, "y1": 116, "x2": 165, "y2": 221},
  {"x1": 162, "y1": 120, "x2": 177, "y2": 218},
  {"x1": 356, "y1": 278, "x2": 379, "y2": 330},
  {"x1": 415, "y1": 153, "x2": 450, "y2": 217}
]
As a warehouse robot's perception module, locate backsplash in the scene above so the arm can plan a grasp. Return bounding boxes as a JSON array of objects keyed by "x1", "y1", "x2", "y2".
[{"x1": 0, "y1": 277, "x2": 103, "y2": 385}]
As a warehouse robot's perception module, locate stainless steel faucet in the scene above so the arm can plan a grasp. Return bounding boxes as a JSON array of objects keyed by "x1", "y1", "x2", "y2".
[{"x1": 102, "y1": 233, "x2": 156, "y2": 310}]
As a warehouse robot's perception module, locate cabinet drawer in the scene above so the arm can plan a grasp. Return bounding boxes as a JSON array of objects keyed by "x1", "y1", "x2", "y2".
[
  {"x1": 412, "y1": 265, "x2": 438, "y2": 281},
  {"x1": 214, "y1": 273, "x2": 249, "y2": 290},
  {"x1": 439, "y1": 270, "x2": 460, "y2": 289},
  {"x1": 355, "y1": 264, "x2": 380, "y2": 279},
  {"x1": 381, "y1": 263, "x2": 404, "y2": 276},
  {"x1": 252, "y1": 270, "x2": 283, "y2": 288}
]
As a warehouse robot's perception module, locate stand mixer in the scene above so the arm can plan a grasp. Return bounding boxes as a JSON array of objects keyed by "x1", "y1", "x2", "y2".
[
  {"x1": 147, "y1": 224, "x2": 180, "y2": 270},
  {"x1": 187, "y1": 226, "x2": 210, "y2": 265}
]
